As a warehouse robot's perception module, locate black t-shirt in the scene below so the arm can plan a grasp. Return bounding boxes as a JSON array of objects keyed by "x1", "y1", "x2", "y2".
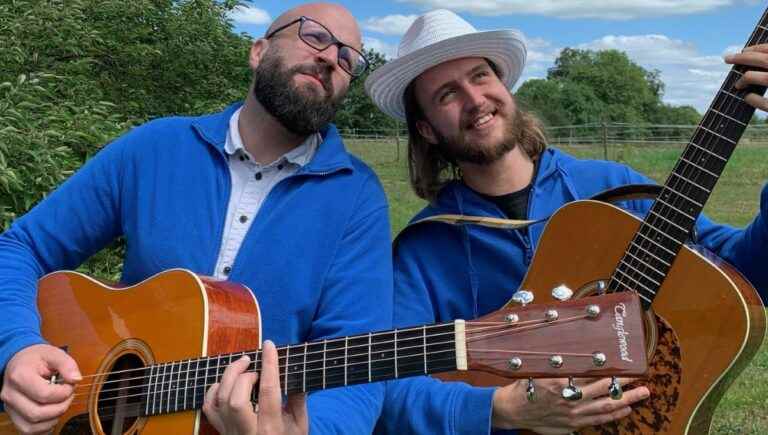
[{"x1": 474, "y1": 159, "x2": 539, "y2": 220}]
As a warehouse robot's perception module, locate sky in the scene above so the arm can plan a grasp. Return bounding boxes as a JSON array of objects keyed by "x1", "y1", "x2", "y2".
[{"x1": 229, "y1": 0, "x2": 768, "y2": 114}]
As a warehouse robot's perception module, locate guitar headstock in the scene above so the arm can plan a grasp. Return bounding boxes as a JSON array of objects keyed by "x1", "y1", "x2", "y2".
[{"x1": 464, "y1": 291, "x2": 647, "y2": 378}]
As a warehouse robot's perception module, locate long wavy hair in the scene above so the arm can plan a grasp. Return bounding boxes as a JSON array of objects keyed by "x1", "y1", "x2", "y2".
[{"x1": 403, "y1": 62, "x2": 548, "y2": 203}]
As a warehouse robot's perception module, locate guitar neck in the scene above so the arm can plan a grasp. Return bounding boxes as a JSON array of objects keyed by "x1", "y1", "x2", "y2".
[
  {"x1": 608, "y1": 8, "x2": 768, "y2": 308},
  {"x1": 136, "y1": 321, "x2": 466, "y2": 417}
]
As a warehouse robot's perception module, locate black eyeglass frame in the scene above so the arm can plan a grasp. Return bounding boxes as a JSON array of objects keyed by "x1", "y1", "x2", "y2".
[{"x1": 265, "y1": 16, "x2": 369, "y2": 79}]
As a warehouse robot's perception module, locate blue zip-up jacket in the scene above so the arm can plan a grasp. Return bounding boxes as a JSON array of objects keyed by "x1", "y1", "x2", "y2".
[
  {"x1": 376, "y1": 147, "x2": 768, "y2": 435},
  {"x1": 0, "y1": 103, "x2": 394, "y2": 433}
]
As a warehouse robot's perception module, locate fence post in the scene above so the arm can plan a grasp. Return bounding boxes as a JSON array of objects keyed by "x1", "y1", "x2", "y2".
[
  {"x1": 395, "y1": 123, "x2": 401, "y2": 162},
  {"x1": 602, "y1": 122, "x2": 608, "y2": 160}
]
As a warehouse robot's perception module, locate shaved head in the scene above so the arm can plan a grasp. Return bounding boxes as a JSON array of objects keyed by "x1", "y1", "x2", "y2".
[{"x1": 265, "y1": 2, "x2": 361, "y2": 50}]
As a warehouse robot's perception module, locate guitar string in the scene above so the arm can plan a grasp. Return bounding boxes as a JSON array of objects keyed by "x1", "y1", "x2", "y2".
[
  {"x1": 68, "y1": 312, "x2": 603, "y2": 405},
  {"x1": 609, "y1": 39, "x2": 765, "y2": 298}
]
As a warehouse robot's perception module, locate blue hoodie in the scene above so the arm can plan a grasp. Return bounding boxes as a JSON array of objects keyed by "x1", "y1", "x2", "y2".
[
  {"x1": 0, "y1": 103, "x2": 394, "y2": 433},
  {"x1": 376, "y1": 147, "x2": 768, "y2": 435}
]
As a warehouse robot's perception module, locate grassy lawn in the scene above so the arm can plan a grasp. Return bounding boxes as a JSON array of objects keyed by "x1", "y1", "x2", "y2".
[{"x1": 347, "y1": 138, "x2": 768, "y2": 434}]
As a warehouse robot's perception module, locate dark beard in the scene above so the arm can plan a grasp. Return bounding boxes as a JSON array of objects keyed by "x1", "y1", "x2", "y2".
[
  {"x1": 252, "y1": 50, "x2": 344, "y2": 135},
  {"x1": 434, "y1": 108, "x2": 522, "y2": 165}
]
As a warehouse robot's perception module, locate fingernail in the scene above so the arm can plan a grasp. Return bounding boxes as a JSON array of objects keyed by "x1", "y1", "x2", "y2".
[
  {"x1": 724, "y1": 54, "x2": 734, "y2": 62},
  {"x1": 263, "y1": 340, "x2": 274, "y2": 348}
]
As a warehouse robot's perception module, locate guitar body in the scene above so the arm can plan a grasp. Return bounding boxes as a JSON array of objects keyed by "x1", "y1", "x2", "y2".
[
  {"x1": 0, "y1": 269, "x2": 260, "y2": 435},
  {"x1": 515, "y1": 200, "x2": 766, "y2": 434}
]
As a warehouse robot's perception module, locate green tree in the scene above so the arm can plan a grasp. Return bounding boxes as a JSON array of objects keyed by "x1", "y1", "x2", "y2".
[
  {"x1": 333, "y1": 48, "x2": 399, "y2": 134},
  {"x1": 1, "y1": 0, "x2": 253, "y2": 279}
]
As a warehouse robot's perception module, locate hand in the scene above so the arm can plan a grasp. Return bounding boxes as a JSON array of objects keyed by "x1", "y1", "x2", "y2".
[
  {"x1": 0, "y1": 344, "x2": 82, "y2": 435},
  {"x1": 491, "y1": 377, "x2": 650, "y2": 434},
  {"x1": 725, "y1": 44, "x2": 768, "y2": 110},
  {"x1": 203, "y1": 340, "x2": 308, "y2": 435}
]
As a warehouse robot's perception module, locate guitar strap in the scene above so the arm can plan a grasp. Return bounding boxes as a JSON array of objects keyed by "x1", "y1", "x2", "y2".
[{"x1": 394, "y1": 184, "x2": 663, "y2": 246}]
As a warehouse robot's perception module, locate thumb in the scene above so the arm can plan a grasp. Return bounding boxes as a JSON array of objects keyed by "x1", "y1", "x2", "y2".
[{"x1": 41, "y1": 347, "x2": 82, "y2": 383}]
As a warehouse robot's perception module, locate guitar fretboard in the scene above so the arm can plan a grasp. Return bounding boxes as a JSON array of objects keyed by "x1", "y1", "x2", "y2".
[
  {"x1": 97, "y1": 323, "x2": 458, "y2": 418},
  {"x1": 608, "y1": 8, "x2": 768, "y2": 308}
]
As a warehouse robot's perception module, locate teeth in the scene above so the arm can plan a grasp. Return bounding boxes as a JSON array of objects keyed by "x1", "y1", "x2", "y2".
[{"x1": 474, "y1": 113, "x2": 494, "y2": 128}]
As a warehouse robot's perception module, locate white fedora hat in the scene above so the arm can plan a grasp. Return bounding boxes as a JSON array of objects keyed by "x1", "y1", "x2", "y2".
[{"x1": 365, "y1": 9, "x2": 527, "y2": 121}]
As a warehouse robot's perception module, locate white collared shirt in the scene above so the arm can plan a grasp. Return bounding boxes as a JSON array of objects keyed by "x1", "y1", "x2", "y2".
[{"x1": 213, "y1": 107, "x2": 319, "y2": 279}]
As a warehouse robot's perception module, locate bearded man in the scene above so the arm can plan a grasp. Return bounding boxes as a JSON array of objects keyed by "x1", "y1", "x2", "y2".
[
  {"x1": 0, "y1": 3, "x2": 392, "y2": 434},
  {"x1": 366, "y1": 9, "x2": 768, "y2": 435}
]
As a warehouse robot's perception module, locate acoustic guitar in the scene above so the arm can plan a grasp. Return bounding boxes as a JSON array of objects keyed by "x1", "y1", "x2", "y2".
[
  {"x1": 0, "y1": 269, "x2": 646, "y2": 434},
  {"x1": 508, "y1": 8, "x2": 768, "y2": 435}
]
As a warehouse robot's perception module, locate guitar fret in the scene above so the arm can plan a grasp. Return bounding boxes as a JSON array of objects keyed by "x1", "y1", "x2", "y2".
[
  {"x1": 610, "y1": 279, "x2": 653, "y2": 304},
  {"x1": 191, "y1": 358, "x2": 199, "y2": 410},
  {"x1": 698, "y1": 125, "x2": 736, "y2": 145},
  {"x1": 422, "y1": 325, "x2": 428, "y2": 375},
  {"x1": 394, "y1": 329, "x2": 399, "y2": 379},
  {"x1": 322, "y1": 339, "x2": 327, "y2": 389},
  {"x1": 614, "y1": 268, "x2": 657, "y2": 295},
  {"x1": 718, "y1": 88, "x2": 747, "y2": 105},
  {"x1": 635, "y1": 229, "x2": 679, "y2": 257},
  {"x1": 284, "y1": 345, "x2": 290, "y2": 395},
  {"x1": 303, "y1": 342, "x2": 308, "y2": 393},
  {"x1": 710, "y1": 108, "x2": 747, "y2": 127},
  {"x1": 629, "y1": 240, "x2": 672, "y2": 267},
  {"x1": 619, "y1": 258, "x2": 662, "y2": 286},
  {"x1": 622, "y1": 249, "x2": 667, "y2": 278},
  {"x1": 368, "y1": 333, "x2": 372, "y2": 383},
  {"x1": 671, "y1": 172, "x2": 711, "y2": 194},
  {"x1": 146, "y1": 364, "x2": 155, "y2": 415},
  {"x1": 679, "y1": 156, "x2": 719, "y2": 179},
  {"x1": 656, "y1": 196, "x2": 697, "y2": 221},
  {"x1": 648, "y1": 209, "x2": 691, "y2": 234},
  {"x1": 344, "y1": 337, "x2": 349, "y2": 386}
]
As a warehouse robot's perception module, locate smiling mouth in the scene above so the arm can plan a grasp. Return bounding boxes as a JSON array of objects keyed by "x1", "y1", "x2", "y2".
[
  {"x1": 298, "y1": 73, "x2": 327, "y2": 91},
  {"x1": 467, "y1": 109, "x2": 498, "y2": 130}
]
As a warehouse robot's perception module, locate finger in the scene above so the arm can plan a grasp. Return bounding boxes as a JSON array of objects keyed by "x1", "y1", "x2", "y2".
[
  {"x1": 579, "y1": 377, "x2": 636, "y2": 400},
  {"x1": 571, "y1": 403, "x2": 633, "y2": 428},
  {"x1": 216, "y1": 355, "x2": 251, "y2": 408},
  {"x1": 286, "y1": 393, "x2": 308, "y2": 429},
  {"x1": 0, "y1": 389, "x2": 73, "y2": 424},
  {"x1": 5, "y1": 406, "x2": 58, "y2": 434},
  {"x1": 734, "y1": 71, "x2": 768, "y2": 90},
  {"x1": 228, "y1": 371, "x2": 260, "y2": 429},
  {"x1": 257, "y1": 341, "x2": 284, "y2": 427},
  {"x1": 202, "y1": 383, "x2": 225, "y2": 433},
  {"x1": 742, "y1": 44, "x2": 768, "y2": 54},
  {"x1": 724, "y1": 51, "x2": 768, "y2": 69},
  {"x1": 41, "y1": 348, "x2": 82, "y2": 384},
  {"x1": 744, "y1": 93, "x2": 768, "y2": 111},
  {"x1": 572, "y1": 386, "x2": 650, "y2": 417},
  {"x1": 5, "y1": 367, "x2": 75, "y2": 405}
]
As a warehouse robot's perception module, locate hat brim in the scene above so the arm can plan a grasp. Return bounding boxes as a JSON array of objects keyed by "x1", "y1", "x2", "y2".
[{"x1": 365, "y1": 29, "x2": 527, "y2": 122}]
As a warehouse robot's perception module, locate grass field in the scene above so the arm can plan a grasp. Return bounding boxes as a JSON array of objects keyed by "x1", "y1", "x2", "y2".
[{"x1": 346, "y1": 139, "x2": 768, "y2": 434}]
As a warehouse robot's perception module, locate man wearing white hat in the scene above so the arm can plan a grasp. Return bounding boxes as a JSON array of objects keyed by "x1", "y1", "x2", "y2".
[{"x1": 366, "y1": 9, "x2": 768, "y2": 434}]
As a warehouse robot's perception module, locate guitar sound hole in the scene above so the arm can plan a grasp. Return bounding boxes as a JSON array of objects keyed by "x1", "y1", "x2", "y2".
[{"x1": 97, "y1": 353, "x2": 146, "y2": 434}]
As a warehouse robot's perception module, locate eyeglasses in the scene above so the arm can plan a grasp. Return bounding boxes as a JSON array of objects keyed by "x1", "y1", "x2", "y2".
[{"x1": 266, "y1": 16, "x2": 369, "y2": 78}]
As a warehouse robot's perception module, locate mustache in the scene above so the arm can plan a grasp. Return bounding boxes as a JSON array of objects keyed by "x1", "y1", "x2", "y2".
[{"x1": 290, "y1": 63, "x2": 334, "y2": 95}]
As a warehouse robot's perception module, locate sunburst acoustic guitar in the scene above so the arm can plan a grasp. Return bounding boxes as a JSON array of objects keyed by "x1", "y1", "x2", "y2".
[
  {"x1": 0, "y1": 269, "x2": 646, "y2": 434},
  {"x1": 509, "y1": 7, "x2": 768, "y2": 435}
]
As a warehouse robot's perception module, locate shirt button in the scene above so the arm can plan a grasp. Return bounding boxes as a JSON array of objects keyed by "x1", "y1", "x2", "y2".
[
  {"x1": 239, "y1": 155, "x2": 245, "y2": 162},
  {"x1": 239, "y1": 215, "x2": 248, "y2": 223},
  {"x1": 254, "y1": 173, "x2": 262, "y2": 180},
  {"x1": 277, "y1": 164, "x2": 284, "y2": 170},
  {"x1": 223, "y1": 266, "x2": 232, "y2": 275}
]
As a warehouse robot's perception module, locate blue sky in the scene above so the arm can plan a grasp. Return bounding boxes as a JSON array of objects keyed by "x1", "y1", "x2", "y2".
[{"x1": 230, "y1": 1, "x2": 766, "y2": 114}]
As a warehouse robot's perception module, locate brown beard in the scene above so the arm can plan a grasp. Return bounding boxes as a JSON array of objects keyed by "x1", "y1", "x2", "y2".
[
  {"x1": 433, "y1": 107, "x2": 523, "y2": 165},
  {"x1": 252, "y1": 46, "x2": 345, "y2": 135}
]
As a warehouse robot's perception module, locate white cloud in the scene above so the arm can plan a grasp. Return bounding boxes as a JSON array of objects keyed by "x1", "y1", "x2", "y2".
[
  {"x1": 363, "y1": 14, "x2": 418, "y2": 35},
  {"x1": 399, "y1": 0, "x2": 732, "y2": 20},
  {"x1": 228, "y1": 5, "x2": 271, "y2": 25},
  {"x1": 363, "y1": 37, "x2": 399, "y2": 59}
]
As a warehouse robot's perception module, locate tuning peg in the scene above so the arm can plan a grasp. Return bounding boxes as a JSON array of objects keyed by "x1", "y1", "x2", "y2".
[
  {"x1": 511, "y1": 290, "x2": 534, "y2": 306},
  {"x1": 526, "y1": 378, "x2": 536, "y2": 402},
  {"x1": 596, "y1": 280, "x2": 607, "y2": 294},
  {"x1": 609, "y1": 377, "x2": 623, "y2": 400},
  {"x1": 551, "y1": 284, "x2": 573, "y2": 301},
  {"x1": 561, "y1": 377, "x2": 582, "y2": 401}
]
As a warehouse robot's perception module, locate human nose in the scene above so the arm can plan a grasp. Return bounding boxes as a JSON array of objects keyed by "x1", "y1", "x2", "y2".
[
  {"x1": 315, "y1": 43, "x2": 340, "y2": 71},
  {"x1": 463, "y1": 85, "x2": 487, "y2": 111}
]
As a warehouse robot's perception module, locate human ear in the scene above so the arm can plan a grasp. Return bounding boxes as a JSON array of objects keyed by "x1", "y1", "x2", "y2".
[
  {"x1": 416, "y1": 120, "x2": 438, "y2": 145},
  {"x1": 249, "y1": 39, "x2": 270, "y2": 70}
]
